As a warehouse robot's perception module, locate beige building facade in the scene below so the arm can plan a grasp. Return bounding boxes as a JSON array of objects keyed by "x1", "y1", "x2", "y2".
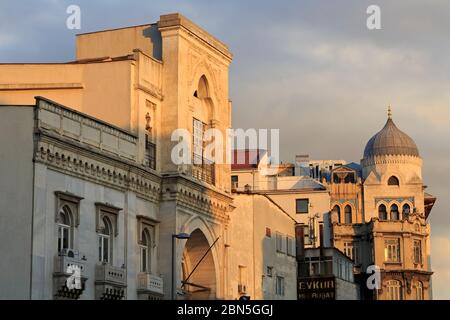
[{"x1": 229, "y1": 193, "x2": 297, "y2": 300}]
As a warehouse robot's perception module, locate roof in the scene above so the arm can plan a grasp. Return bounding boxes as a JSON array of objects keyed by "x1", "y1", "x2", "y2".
[{"x1": 363, "y1": 117, "x2": 419, "y2": 158}]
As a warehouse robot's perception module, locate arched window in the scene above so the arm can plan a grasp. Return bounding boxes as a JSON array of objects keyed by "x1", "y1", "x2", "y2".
[
  {"x1": 387, "y1": 280, "x2": 403, "y2": 300},
  {"x1": 98, "y1": 216, "x2": 112, "y2": 263},
  {"x1": 388, "y1": 176, "x2": 400, "y2": 186},
  {"x1": 140, "y1": 229, "x2": 151, "y2": 273},
  {"x1": 402, "y1": 204, "x2": 411, "y2": 220},
  {"x1": 333, "y1": 205, "x2": 341, "y2": 224},
  {"x1": 57, "y1": 205, "x2": 73, "y2": 253},
  {"x1": 378, "y1": 204, "x2": 387, "y2": 220},
  {"x1": 415, "y1": 281, "x2": 424, "y2": 300},
  {"x1": 344, "y1": 205, "x2": 352, "y2": 224},
  {"x1": 390, "y1": 204, "x2": 400, "y2": 220},
  {"x1": 196, "y1": 75, "x2": 209, "y2": 99}
]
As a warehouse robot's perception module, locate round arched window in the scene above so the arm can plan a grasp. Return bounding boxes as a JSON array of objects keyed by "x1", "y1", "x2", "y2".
[
  {"x1": 333, "y1": 205, "x2": 341, "y2": 223},
  {"x1": 344, "y1": 205, "x2": 352, "y2": 224},
  {"x1": 388, "y1": 176, "x2": 400, "y2": 186},
  {"x1": 390, "y1": 204, "x2": 400, "y2": 220},
  {"x1": 378, "y1": 204, "x2": 387, "y2": 220}
]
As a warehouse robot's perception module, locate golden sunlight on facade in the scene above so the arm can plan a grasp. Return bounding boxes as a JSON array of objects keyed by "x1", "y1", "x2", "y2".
[
  {"x1": 0, "y1": 12, "x2": 436, "y2": 301},
  {"x1": 231, "y1": 109, "x2": 436, "y2": 300}
]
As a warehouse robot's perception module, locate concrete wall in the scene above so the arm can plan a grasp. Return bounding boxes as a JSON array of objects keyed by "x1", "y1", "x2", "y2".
[
  {"x1": 0, "y1": 106, "x2": 34, "y2": 299},
  {"x1": 335, "y1": 278, "x2": 360, "y2": 300},
  {"x1": 76, "y1": 24, "x2": 161, "y2": 60},
  {"x1": 0, "y1": 61, "x2": 134, "y2": 132},
  {"x1": 230, "y1": 194, "x2": 297, "y2": 300}
]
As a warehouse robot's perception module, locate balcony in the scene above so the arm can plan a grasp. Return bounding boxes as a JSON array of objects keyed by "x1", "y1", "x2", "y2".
[
  {"x1": 137, "y1": 272, "x2": 164, "y2": 298},
  {"x1": 192, "y1": 154, "x2": 215, "y2": 185},
  {"x1": 95, "y1": 263, "x2": 127, "y2": 300},
  {"x1": 53, "y1": 249, "x2": 88, "y2": 300}
]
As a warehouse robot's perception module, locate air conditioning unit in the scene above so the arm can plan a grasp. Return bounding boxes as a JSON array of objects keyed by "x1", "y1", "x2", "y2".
[
  {"x1": 59, "y1": 248, "x2": 79, "y2": 258},
  {"x1": 238, "y1": 284, "x2": 247, "y2": 294}
]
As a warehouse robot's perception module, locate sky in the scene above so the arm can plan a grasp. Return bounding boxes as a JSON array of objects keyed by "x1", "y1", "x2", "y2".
[{"x1": 1, "y1": 0, "x2": 449, "y2": 298}]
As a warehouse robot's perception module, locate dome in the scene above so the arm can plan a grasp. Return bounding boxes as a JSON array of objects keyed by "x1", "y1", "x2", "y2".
[{"x1": 363, "y1": 114, "x2": 419, "y2": 159}]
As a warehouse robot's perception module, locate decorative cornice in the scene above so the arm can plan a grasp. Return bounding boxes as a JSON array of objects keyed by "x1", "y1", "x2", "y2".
[
  {"x1": 35, "y1": 136, "x2": 161, "y2": 204},
  {"x1": 361, "y1": 154, "x2": 422, "y2": 168}
]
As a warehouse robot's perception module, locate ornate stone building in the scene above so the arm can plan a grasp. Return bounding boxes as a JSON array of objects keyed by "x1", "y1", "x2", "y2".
[
  {"x1": 231, "y1": 110, "x2": 436, "y2": 300},
  {"x1": 0, "y1": 13, "x2": 236, "y2": 300},
  {"x1": 330, "y1": 110, "x2": 436, "y2": 300}
]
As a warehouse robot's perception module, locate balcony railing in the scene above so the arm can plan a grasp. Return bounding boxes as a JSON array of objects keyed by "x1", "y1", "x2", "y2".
[
  {"x1": 95, "y1": 263, "x2": 127, "y2": 286},
  {"x1": 54, "y1": 254, "x2": 87, "y2": 277},
  {"x1": 137, "y1": 272, "x2": 164, "y2": 296},
  {"x1": 53, "y1": 250, "x2": 87, "y2": 300},
  {"x1": 192, "y1": 154, "x2": 215, "y2": 185},
  {"x1": 145, "y1": 141, "x2": 156, "y2": 170},
  {"x1": 95, "y1": 263, "x2": 127, "y2": 300}
]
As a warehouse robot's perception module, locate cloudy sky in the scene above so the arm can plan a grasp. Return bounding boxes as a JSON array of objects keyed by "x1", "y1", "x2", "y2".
[{"x1": 1, "y1": 0, "x2": 449, "y2": 298}]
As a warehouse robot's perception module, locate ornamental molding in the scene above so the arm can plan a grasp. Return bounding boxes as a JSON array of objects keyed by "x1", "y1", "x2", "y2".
[
  {"x1": 160, "y1": 175, "x2": 232, "y2": 224},
  {"x1": 362, "y1": 154, "x2": 423, "y2": 167},
  {"x1": 35, "y1": 136, "x2": 161, "y2": 204}
]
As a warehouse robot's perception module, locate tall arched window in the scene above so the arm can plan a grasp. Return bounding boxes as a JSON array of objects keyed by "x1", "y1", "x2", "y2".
[
  {"x1": 197, "y1": 75, "x2": 209, "y2": 99},
  {"x1": 57, "y1": 205, "x2": 73, "y2": 253},
  {"x1": 378, "y1": 204, "x2": 387, "y2": 220},
  {"x1": 390, "y1": 204, "x2": 400, "y2": 220},
  {"x1": 344, "y1": 205, "x2": 352, "y2": 224},
  {"x1": 387, "y1": 280, "x2": 403, "y2": 300},
  {"x1": 333, "y1": 205, "x2": 341, "y2": 224},
  {"x1": 402, "y1": 204, "x2": 411, "y2": 220},
  {"x1": 388, "y1": 176, "x2": 400, "y2": 186},
  {"x1": 140, "y1": 229, "x2": 151, "y2": 273},
  {"x1": 98, "y1": 217, "x2": 112, "y2": 263},
  {"x1": 415, "y1": 281, "x2": 424, "y2": 300}
]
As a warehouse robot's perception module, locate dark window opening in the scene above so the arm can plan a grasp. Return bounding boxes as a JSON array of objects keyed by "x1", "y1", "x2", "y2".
[
  {"x1": 296, "y1": 199, "x2": 309, "y2": 214},
  {"x1": 388, "y1": 176, "x2": 400, "y2": 186},
  {"x1": 379, "y1": 204, "x2": 387, "y2": 220}
]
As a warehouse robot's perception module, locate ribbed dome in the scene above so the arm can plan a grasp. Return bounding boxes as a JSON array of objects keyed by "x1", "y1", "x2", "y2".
[{"x1": 363, "y1": 117, "x2": 419, "y2": 158}]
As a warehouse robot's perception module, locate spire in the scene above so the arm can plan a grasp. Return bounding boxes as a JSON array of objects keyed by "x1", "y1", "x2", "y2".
[{"x1": 387, "y1": 105, "x2": 392, "y2": 119}]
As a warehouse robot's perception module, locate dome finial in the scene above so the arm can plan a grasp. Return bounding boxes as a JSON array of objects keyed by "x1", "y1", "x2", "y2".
[{"x1": 387, "y1": 105, "x2": 392, "y2": 119}]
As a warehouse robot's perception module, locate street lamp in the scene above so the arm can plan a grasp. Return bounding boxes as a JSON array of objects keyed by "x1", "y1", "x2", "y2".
[{"x1": 172, "y1": 233, "x2": 191, "y2": 300}]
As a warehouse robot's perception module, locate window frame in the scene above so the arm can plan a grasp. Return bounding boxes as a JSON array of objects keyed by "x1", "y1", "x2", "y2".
[
  {"x1": 378, "y1": 204, "x2": 388, "y2": 220},
  {"x1": 390, "y1": 204, "x2": 400, "y2": 220},
  {"x1": 384, "y1": 238, "x2": 401, "y2": 263},
  {"x1": 388, "y1": 176, "x2": 400, "y2": 186},
  {"x1": 276, "y1": 276, "x2": 285, "y2": 296},
  {"x1": 95, "y1": 203, "x2": 121, "y2": 264},
  {"x1": 98, "y1": 216, "x2": 112, "y2": 263},
  {"x1": 55, "y1": 191, "x2": 83, "y2": 254},
  {"x1": 344, "y1": 205, "x2": 352, "y2": 224},
  {"x1": 140, "y1": 229, "x2": 151, "y2": 273},
  {"x1": 57, "y1": 206, "x2": 72, "y2": 253},
  {"x1": 387, "y1": 280, "x2": 403, "y2": 300},
  {"x1": 415, "y1": 281, "x2": 424, "y2": 300},
  {"x1": 413, "y1": 239, "x2": 422, "y2": 264},
  {"x1": 296, "y1": 198, "x2": 309, "y2": 214}
]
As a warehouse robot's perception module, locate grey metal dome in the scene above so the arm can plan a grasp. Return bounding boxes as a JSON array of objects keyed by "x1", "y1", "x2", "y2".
[{"x1": 363, "y1": 116, "x2": 419, "y2": 159}]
